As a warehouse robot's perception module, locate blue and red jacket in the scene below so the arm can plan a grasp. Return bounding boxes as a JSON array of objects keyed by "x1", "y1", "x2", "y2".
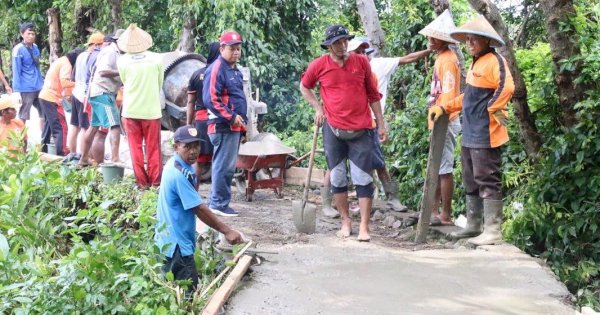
[{"x1": 202, "y1": 55, "x2": 247, "y2": 134}]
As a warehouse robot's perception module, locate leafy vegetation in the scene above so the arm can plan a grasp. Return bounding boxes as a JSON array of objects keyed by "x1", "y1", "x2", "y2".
[{"x1": 0, "y1": 149, "x2": 224, "y2": 313}]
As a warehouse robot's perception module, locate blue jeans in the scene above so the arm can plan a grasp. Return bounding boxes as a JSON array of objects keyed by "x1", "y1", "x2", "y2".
[{"x1": 209, "y1": 132, "x2": 241, "y2": 210}]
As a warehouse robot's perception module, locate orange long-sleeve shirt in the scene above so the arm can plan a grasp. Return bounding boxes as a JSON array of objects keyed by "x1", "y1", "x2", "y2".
[
  {"x1": 39, "y1": 56, "x2": 75, "y2": 104},
  {"x1": 442, "y1": 51, "x2": 514, "y2": 148},
  {"x1": 428, "y1": 49, "x2": 461, "y2": 130}
]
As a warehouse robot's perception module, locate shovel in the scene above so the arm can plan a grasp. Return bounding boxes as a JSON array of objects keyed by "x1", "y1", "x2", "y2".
[{"x1": 292, "y1": 124, "x2": 318, "y2": 234}]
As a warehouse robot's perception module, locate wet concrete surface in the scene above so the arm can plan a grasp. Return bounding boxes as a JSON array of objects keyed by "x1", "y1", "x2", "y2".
[{"x1": 227, "y1": 239, "x2": 575, "y2": 315}]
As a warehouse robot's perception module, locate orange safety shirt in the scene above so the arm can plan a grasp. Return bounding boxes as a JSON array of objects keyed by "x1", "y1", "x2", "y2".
[
  {"x1": 0, "y1": 119, "x2": 26, "y2": 152},
  {"x1": 442, "y1": 50, "x2": 514, "y2": 148},
  {"x1": 428, "y1": 49, "x2": 461, "y2": 130},
  {"x1": 39, "y1": 56, "x2": 75, "y2": 104}
]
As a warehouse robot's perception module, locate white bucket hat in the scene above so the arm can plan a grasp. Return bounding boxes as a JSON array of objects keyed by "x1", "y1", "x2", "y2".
[
  {"x1": 348, "y1": 37, "x2": 370, "y2": 52},
  {"x1": 419, "y1": 10, "x2": 459, "y2": 44},
  {"x1": 117, "y1": 23, "x2": 153, "y2": 54},
  {"x1": 450, "y1": 15, "x2": 505, "y2": 47}
]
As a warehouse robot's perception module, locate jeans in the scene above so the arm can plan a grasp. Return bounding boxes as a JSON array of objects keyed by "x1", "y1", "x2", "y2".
[{"x1": 209, "y1": 132, "x2": 241, "y2": 210}]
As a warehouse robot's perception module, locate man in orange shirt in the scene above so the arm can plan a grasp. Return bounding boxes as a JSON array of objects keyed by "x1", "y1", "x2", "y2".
[
  {"x1": 0, "y1": 97, "x2": 26, "y2": 153},
  {"x1": 419, "y1": 10, "x2": 462, "y2": 226},
  {"x1": 430, "y1": 15, "x2": 515, "y2": 245},
  {"x1": 38, "y1": 48, "x2": 83, "y2": 156}
]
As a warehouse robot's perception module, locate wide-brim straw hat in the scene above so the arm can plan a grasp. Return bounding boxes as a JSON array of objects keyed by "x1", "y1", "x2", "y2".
[
  {"x1": 117, "y1": 23, "x2": 153, "y2": 54},
  {"x1": 0, "y1": 97, "x2": 15, "y2": 111},
  {"x1": 418, "y1": 10, "x2": 459, "y2": 44},
  {"x1": 450, "y1": 15, "x2": 505, "y2": 47}
]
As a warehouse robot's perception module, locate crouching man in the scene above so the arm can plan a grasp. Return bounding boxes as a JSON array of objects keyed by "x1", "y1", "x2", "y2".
[{"x1": 155, "y1": 126, "x2": 244, "y2": 291}]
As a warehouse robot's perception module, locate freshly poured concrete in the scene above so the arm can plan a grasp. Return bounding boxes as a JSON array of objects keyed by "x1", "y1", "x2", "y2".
[{"x1": 227, "y1": 238, "x2": 575, "y2": 315}]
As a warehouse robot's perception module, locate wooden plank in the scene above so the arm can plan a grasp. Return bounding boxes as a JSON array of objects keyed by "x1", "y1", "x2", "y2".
[
  {"x1": 284, "y1": 166, "x2": 326, "y2": 186},
  {"x1": 201, "y1": 255, "x2": 253, "y2": 315},
  {"x1": 199, "y1": 241, "x2": 254, "y2": 299},
  {"x1": 415, "y1": 114, "x2": 449, "y2": 244}
]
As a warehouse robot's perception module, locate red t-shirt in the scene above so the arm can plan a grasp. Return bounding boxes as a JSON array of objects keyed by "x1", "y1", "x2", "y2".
[{"x1": 301, "y1": 53, "x2": 381, "y2": 130}]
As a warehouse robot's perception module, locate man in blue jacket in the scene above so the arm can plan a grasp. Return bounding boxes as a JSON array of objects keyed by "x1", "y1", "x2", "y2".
[
  {"x1": 12, "y1": 22, "x2": 44, "y2": 123},
  {"x1": 202, "y1": 31, "x2": 247, "y2": 217}
]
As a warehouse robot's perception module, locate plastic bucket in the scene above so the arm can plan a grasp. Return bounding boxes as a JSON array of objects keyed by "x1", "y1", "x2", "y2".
[
  {"x1": 47, "y1": 143, "x2": 57, "y2": 155},
  {"x1": 100, "y1": 163, "x2": 124, "y2": 184}
]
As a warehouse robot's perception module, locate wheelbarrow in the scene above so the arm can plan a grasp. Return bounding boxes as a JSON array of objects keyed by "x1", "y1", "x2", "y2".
[{"x1": 236, "y1": 139, "x2": 296, "y2": 201}]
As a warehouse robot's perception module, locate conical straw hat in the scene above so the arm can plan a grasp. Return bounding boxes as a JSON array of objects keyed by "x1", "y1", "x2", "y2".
[
  {"x1": 418, "y1": 10, "x2": 459, "y2": 44},
  {"x1": 450, "y1": 15, "x2": 505, "y2": 47},
  {"x1": 117, "y1": 23, "x2": 153, "y2": 54}
]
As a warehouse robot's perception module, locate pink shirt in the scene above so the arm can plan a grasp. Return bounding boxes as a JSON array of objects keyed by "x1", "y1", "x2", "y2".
[{"x1": 302, "y1": 53, "x2": 381, "y2": 130}]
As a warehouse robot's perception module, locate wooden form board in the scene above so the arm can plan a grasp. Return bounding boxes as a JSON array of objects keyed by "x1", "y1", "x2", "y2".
[
  {"x1": 284, "y1": 166, "x2": 326, "y2": 187},
  {"x1": 202, "y1": 255, "x2": 253, "y2": 315},
  {"x1": 415, "y1": 114, "x2": 449, "y2": 243}
]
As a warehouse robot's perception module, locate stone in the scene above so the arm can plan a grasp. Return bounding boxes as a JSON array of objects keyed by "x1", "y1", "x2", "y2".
[
  {"x1": 371, "y1": 210, "x2": 384, "y2": 220},
  {"x1": 392, "y1": 220, "x2": 403, "y2": 229},
  {"x1": 382, "y1": 215, "x2": 396, "y2": 227}
]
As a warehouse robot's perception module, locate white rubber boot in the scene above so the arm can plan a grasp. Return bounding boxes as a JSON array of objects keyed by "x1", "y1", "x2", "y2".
[
  {"x1": 383, "y1": 181, "x2": 407, "y2": 212},
  {"x1": 468, "y1": 199, "x2": 503, "y2": 246},
  {"x1": 321, "y1": 187, "x2": 339, "y2": 218}
]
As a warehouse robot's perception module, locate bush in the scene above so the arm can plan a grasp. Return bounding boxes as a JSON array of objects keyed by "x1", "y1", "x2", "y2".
[{"x1": 0, "y1": 150, "x2": 221, "y2": 313}]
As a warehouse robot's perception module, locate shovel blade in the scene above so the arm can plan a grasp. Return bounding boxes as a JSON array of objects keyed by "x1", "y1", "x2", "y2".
[{"x1": 292, "y1": 200, "x2": 316, "y2": 234}]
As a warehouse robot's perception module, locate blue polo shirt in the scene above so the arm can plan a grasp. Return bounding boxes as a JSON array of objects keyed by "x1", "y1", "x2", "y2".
[
  {"x1": 155, "y1": 154, "x2": 203, "y2": 258},
  {"x1": 11, "y1": 43, "x2": 43, "y2": 92}
]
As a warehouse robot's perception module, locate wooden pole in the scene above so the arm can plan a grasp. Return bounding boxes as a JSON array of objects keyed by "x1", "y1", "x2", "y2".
[{"x1": 415, "y1": 114, "x2": 448, "y2": 243}]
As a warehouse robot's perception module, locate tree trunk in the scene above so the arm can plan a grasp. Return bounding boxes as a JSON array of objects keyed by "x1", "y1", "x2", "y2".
[
  {"x1": 46, "y1": 8, "x2": 62, "y2": 63},
  {"x1": 539, "y1": 0, "x2": 587, "y2": 127},
  {"x1": 74, "y1": 0, "x2": 96, "y2": 46},
  {"x1": 429, "y1": 0, "x2": 467, "y2": 90},
  {"x1": 468, "y1": 0, "x2": 543, "y2": 157},
  {"x1": 108, "y1": 0, "x2": 122, "y2": 32},
  {"x1": 177, "y1": 16, "x2": 196, "y2": 52},
  {"x1": 356, "y1": 0, "x2": 385, "y2": 56}
]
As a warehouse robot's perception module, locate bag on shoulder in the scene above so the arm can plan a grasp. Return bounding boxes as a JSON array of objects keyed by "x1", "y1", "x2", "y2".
[{"x1": 329, "y1": 124, "x2": 366, "y2": 140}]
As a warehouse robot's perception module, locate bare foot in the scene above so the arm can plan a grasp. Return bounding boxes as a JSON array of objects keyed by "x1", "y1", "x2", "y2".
[
  {"x1": 438, "y1": 214, "x2": 454, "y2": 226},
  {"x1": 336, "y1": 218, "x2": 352, "y2": 238},
  {"x1": 357, "y1": 224, "x2": 370, "y2": 242}
]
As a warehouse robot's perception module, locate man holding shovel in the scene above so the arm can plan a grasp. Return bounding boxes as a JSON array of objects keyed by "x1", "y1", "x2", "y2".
[{"x1": 300, "y1": 24, "x2": 386, "y2": 241}]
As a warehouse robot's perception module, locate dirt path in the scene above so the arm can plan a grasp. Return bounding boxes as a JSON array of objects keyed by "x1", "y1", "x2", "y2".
[{"x1": 201, "y1": 185, "x2": 576, "y2": 315}]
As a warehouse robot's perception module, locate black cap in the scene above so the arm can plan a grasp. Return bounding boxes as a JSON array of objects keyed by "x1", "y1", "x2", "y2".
[
  {"x1": 321, "y1": 24, "x2": 354, "y2": 49},
  {"x1": 19, "y1": 22, "x2": 35, "y2": 34},
  {"x1": 173, "y1": 126, "x2": 201, "y2": 144}
]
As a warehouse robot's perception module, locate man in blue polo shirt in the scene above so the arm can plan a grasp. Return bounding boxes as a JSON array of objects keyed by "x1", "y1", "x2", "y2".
[{"x1": 156, "y1": 126, "x2": 243, "y2": 291}]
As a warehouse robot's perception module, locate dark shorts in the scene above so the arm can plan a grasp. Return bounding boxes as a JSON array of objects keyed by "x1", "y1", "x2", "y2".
[
  {"x1": 371, "y1": 128, "x2": 386, "y2": 170},
  {"x1": 194, "y1": 119, "x2": 214, "y2": 156},
  {"x1": 70, "y1": 97, "x2": 90, "y2": 128},
  {"x1": 162, "y1": 245, "x2": 198, "y2": 292},
  {"x1": 461, "y1": 146, "x2": 502, "y2": 200},
  {"x1": 18, "y1": 91, "x2": 41, "y2": 121},
  {"x1": 323, "y1": 121, "x2": 374, "y2": 198}
]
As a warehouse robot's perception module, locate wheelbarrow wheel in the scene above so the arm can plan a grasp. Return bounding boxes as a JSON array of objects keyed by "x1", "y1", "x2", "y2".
[{"x1": 246, "y1": 191, "x2": 254, "y2": 202}]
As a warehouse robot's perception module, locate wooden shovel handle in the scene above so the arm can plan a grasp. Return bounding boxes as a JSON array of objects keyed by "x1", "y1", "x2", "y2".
[{"x1": 302, "y1": 125, "x2": 320, "y2": 206}]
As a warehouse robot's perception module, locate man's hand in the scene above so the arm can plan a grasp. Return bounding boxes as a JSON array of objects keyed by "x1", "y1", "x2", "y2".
[
  {"x1": 314, "y1": 108, "x2": 325, "y2": 127},
  {"x1": 492, "y1": 110, "x2": 508, "y2": 126},
  {"x1": 378, "y1": 125, "x2": 388, "y2": 143},
  {"x1": 428, "y1": 106, "x2": 445, "y2": 122},
  {"x1": 224, "y1": 230, "x2": 243, "y2": 245},
  {"x1": 4, "y1": 86, "x2": 12, "y2": 94},
  {"x1": 232, "y1": 115, "x2": 245, "y2": 128}
]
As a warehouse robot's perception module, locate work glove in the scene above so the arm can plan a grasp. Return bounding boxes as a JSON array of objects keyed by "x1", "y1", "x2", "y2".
[
  {"x1": 428, "y1": 106, "x2": 445, "y2": 122},
  {"x1": 492, "y1": 110, "x2": 508, "y2": 126}
]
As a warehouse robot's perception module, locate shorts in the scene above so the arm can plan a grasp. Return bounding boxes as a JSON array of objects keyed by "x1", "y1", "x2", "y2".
[
  {"x1": 70, "y1": 97, "x2": 90, "y2": 128},
  {"x1": 371, "y1": 127, "x2": 386, "y2": 170},
  {"x1": 18, "y1": 91, "x2": 41, "y2": 121},
  {"x1": 323, "y1": 121, "x2": 374, "y2": 198},
  {"x1": 439, "y1": 118, "x2": 461, "y2": 175},
  {"x1": 89, "y1": 93, "x2": 120, "y2": 128},
  {"x1": 194, "y1": 119, "x2": 214, "y2": 156},
  {"x1": 161, "y1": 245, "x2": 198, "y2": 292}
]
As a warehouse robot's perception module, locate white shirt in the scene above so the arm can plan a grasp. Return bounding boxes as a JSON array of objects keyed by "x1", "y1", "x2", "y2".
[{"x1": 369, "y1": 57, "x2": 400, "y2": 115}]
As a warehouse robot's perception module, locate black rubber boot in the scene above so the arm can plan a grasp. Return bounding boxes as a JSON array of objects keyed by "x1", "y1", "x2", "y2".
[{"x1": 450, "y1": 195, "x2": 483, "y2": 239}]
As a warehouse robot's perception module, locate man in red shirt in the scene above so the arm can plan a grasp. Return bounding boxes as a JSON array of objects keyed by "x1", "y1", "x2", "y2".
[{"x1": 300, "y1": 24, "x2": 386, "y2": 242}]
